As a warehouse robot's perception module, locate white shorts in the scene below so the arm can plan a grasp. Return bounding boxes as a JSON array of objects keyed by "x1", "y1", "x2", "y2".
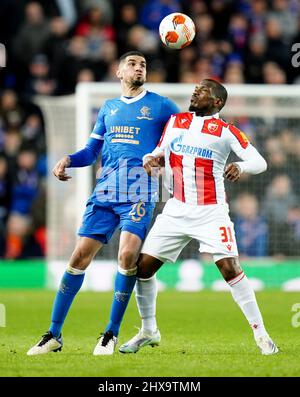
[{"x1": 142, "y1": 198, "x2": 239, "y2": 263}]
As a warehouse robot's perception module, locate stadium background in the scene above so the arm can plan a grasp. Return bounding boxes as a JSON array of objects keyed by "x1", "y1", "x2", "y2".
[{"x1": 0, "y1": 0, "x2": 300, "y2": 291}]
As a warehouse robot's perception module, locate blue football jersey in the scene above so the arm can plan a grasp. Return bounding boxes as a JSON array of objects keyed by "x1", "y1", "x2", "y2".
[{"x1": 91, "y1": 90, "x2": 179, "y2": 202}]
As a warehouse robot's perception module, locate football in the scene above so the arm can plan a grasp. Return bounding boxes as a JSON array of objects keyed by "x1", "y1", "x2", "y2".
[{"x1": 159, "y1": 13, "x2": 195, "y2": 49}]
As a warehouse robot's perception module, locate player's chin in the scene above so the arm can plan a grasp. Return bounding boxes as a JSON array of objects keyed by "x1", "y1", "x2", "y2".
[
  {"x1": 189, "y1": 104, "x2": 199, "y2": 112},
  {"x1": 132, "y1": 77, "x2": 145, "y2": 87}
]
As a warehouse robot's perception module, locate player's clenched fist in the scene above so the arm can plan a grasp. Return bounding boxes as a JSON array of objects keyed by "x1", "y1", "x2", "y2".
[
  {"x1": 224, "y1": 162, "x2": 241, "y2": 182},
  {"x1": 53, "y1": 156, "x2": 72, "y2": 181},
  {"x1": 143, "y1": 155, "x2": 164, "y2": 176}
]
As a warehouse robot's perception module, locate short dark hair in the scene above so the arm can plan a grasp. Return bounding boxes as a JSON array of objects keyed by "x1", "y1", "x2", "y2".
[
  {"x1": 19, "y1": 142, "x2": 37, "y2": 154},
  {"x1": 119, "y1": 51, "x2": 146, "y2": 63},
  {"x1": 203, "y1": 79, "x2": 228, "y2": 110}
]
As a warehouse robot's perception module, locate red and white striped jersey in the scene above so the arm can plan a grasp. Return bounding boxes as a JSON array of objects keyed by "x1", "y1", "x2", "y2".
[{"x1": 151, "y1": 111, "x2": 266, "y2": 205}]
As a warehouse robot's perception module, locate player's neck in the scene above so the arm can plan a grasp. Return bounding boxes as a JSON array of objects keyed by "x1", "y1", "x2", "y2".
[
  {"x1": 195, "y1": 110, "x2": 216, "y2": 117},
  {"x1": 122, "y1": 85, "x2": 145, "y2": 98},
  {"x1": 194, "y1": 108, "x2": 219, "y2": 117}
]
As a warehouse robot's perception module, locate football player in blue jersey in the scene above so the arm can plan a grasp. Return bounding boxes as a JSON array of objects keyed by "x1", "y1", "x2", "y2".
[{"x1": 27, "y1": 51, "x2": 179, "y2": 356}]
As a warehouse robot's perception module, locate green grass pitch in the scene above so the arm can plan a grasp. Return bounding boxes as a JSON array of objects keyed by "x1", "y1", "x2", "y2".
[{"x1": 0, "y1": 290, "x2": 299, "y2": 377}]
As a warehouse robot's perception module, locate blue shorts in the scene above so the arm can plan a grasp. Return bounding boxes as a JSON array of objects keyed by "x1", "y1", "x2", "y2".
[{"x1": 78, "y1": 195, "x2": 155, "y2": 244}]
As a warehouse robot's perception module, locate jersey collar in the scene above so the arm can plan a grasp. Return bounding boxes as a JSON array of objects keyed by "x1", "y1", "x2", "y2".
[
  {"x1": 120, "y1": 90, "x2": 147, "y2": 104},
  {"x1": 194, "y1": 112, "x2": 220, "y2": 119}
]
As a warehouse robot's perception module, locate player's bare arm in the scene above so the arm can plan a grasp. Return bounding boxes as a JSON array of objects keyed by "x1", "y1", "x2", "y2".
[
  {"x1": 52, "y1": 155, "x2": 72, "y2": 181},
  {"x1": 224, "y1": 162, "x2": 241, "y2": 182}
]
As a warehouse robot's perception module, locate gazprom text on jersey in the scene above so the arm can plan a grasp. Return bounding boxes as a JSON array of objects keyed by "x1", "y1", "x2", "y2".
[{"x1": 172, "y1": 141, "x2": 213, "y2": 158}]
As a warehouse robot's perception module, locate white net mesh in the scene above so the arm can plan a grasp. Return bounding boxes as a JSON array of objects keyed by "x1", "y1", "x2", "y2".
[
  {"x1": 38, "y1": 83, "x2": 300, "y2": 261},
  {"x1": 35, "y1": 95, "x2": 77, "y2": 260}
]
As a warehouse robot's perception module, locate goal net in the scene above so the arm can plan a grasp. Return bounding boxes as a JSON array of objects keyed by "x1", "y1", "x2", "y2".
[{"x1": 37, "y1": 83, "x2": 300, "y2": 290}]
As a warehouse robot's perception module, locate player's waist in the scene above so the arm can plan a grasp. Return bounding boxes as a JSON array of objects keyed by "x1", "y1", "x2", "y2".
[
  {"x1": 95, "y1": 177, "x2": 158, "y2": 187},
  {"x1": 168, "y1": 184, "x2": 226, "y2": 206},
  {"x1": 171, "y1": 196, "x2": 227, "y2": 207},
  {"x1": 91, "y1": 187, "x2": 158, "y2": 203},
  {"x1": 165, "y1": 198, "x2": 230, "y2": 220}
]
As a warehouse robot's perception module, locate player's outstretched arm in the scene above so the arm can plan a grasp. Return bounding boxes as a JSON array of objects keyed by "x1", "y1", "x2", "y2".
[{"x1": 53, "y1": 156, "x2": 72, "y2": 181}]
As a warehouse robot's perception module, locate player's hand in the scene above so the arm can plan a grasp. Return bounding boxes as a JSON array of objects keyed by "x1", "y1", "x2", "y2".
[
  {"x1": 143, "y1": 155, "x2": 164, "y2": 176},
  {"x1": 224, "y1": 163, "x2": 241, "y2": 182},
  {"x1": 53, "y1": 156, "x2": 72, "y2": 181}
]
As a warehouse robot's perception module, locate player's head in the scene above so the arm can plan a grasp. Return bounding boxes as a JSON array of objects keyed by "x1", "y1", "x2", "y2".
[
  {"x1": 117, "y1": 51, "x2": 147, "y2": 87},
  {"x1": 189, "y1": 79, "x2": 228, "y2": 115}
]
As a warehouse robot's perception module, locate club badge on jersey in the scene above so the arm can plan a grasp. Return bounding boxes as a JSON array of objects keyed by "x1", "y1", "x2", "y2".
[
  {"x1": 202, "y1": 118, "x2": 223, "y2": 137},
  {"x1": 137, "y1": 106, "x2": 154, "y2": 120}
]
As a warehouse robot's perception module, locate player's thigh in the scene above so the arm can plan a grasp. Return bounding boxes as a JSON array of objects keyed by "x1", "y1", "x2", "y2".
[
  {"x1": 141, "y1": 211, "x2": 192, "y2": 263},
  {"x1": 190, "y1": 206, "x2": 238, "y2": 259},
  {"x1": 117, "y1": 201, "x2": 155, "y2": 243},
  {"x1": 69, "y1": 237, "x2": 103, "y2": 269},
  {"x1": 78, "y1": 199, "x2": 119, "y2": 244}
]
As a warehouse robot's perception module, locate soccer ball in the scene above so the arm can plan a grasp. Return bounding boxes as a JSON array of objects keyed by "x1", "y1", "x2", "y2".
[{"x1": 159, "y1": 13, "x2": 195, "y2": 49}]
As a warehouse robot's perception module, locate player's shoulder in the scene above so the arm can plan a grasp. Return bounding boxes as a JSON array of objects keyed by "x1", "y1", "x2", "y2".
[
  {"x1": 173, "y1": 111, "x2": 193, "y2": 120},
  {"x1": 221, "y1": 119, "x2": 250, "y2": 148},
  {"x1": 104, "y1": 98, "x2": 118, "y2": 107},
  {"x1": 145, "y1": 91, "x2": 166, "y2": 100},
  {"x1": 170, "y1": 112, "x2": 194, "y2": 128},
  {"x1": 173, "y1": 111, "x2": 189, "y2": 116},
  {"x1": 98, "y1": 98, "x2": 120, "y2": 114},
  {"x1": 145, "y1": 91, "x2": 179, "y2": 114},
  {"x1": 145, "y1": 91, "x2": 175, "y2": 105}
]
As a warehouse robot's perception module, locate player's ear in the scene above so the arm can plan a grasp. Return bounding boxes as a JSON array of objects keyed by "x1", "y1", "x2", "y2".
[
  {"x1": 116, "y1": 68, "x2": 122, "y2": 79},
  {"x1": 214, "y1": 97, "x2": 223, "y2": 109}
]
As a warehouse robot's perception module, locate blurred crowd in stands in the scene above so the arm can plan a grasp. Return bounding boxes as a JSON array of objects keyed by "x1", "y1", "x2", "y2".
[{"x1": 0, "y1": 0, "x2": 299, "y2": 258}]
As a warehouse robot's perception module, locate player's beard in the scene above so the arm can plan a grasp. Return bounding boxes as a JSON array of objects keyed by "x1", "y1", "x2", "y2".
[
  {"x1": 189, "y1": 104, "x2": 209, "y2": 113},
  {"x1": 131, "y1": 77, "x2": 145, "y2": 87},
  {"x1": 189, "y1": 104, "x2": 215, "y2": 116},
  {"x1": 189, "y1": 98, "x2": 214, "y2": 115},
  {"x1": 189, "y1": 104, "x2": 199, "y2": 112}
]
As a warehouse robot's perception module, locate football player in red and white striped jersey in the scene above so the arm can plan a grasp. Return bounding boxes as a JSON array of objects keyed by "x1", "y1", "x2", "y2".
[{"x1": 119, "y1": 79, "x2": 278, "y2": 356}]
